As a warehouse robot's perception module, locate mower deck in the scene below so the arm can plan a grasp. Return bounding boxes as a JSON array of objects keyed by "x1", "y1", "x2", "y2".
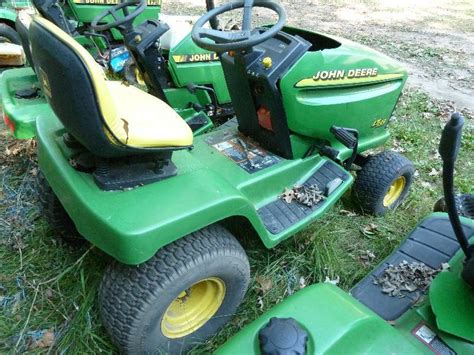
[
  {"x1": 37, "y1": 115, "x2": 353, "y2": 265},
  {"x1": 352, "y1": 214, "x2": 474, "y2": 321}
]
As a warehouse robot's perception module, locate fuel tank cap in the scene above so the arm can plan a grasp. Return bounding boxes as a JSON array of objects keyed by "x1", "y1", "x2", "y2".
[{"x1": 259, "y1": 317, "x2": 308, "y2": 355}]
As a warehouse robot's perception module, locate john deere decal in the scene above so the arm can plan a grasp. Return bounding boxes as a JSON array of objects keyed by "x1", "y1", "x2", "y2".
[
  {"x1": 173, "y1": 53, "x2": 219, "y2": 64},
  {"x1": 295, "y1": 67, "x2": 404, "y2": 88}
]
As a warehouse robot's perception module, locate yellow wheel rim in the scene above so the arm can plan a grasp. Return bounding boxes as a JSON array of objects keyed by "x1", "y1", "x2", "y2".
[
  {"x1": 383, "y1": 176, "x2": 406, "y2": 207},
  {"x1": 161, "y1": 278, "x2": 226, "y2": 339}
]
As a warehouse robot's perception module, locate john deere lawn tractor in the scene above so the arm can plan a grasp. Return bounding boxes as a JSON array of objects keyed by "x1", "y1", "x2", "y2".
[
  {"x1": 218, "y1": 112, "x2": 474, "y2": 355},
  {"x1": 31, "y1": 0, "x2": 414, "y2": 352},
  {"x1": 1, "y1": 0, "x2": 233, "y2": 139}
]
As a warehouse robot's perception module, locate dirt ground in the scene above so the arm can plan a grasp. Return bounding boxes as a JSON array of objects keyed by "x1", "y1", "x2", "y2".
[{"x1": 164, "y1": 0, "x2": 474, "y2": 111}]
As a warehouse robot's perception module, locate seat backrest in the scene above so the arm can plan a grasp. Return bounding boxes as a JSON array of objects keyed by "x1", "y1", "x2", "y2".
[
  {"x1": 15, "y1": 11, "x2": 35, "y2": 71},
  {"x1": 32, "y1": 0, "x2": 74, "y2": 34},
  {"x1": 30, "y1": 17, "x2": 129, "y2": 157}
]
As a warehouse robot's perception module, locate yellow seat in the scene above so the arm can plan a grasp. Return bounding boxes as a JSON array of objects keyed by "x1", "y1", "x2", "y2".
[
  {"x1": 106, "y1": 81, "x2": 193, "y2": 148},
  {"x1": 32, "y1": 17, "x2": 193, "y2": 150}
]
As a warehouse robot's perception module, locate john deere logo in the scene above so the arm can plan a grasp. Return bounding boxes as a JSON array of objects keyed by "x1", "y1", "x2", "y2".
[
  {"x1": 39, "y1": 68, "x2": 52, "y2": 99},
  {"x1": 173, "y1": 53, "x2": 219, "y2": 64},
  {"x1": 295, "y1": 67, "x2": 404, "y2": 88}
]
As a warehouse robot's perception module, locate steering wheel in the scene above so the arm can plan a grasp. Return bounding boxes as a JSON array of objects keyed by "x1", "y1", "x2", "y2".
[
  {"x1": 192, "y1": 0, "x2": 286, "y2": 53},
  {"x1": 91, "y1": 0, "x2": 147, "y2": 32}
]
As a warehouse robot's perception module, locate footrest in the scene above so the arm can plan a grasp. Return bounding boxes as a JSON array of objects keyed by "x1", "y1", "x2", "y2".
[
  {"x1": 258, "y1": 161, "x2": 350, "y2": 235},
  {"x1": 351, "y1": 215, "x2": 474, "y2": 321}
]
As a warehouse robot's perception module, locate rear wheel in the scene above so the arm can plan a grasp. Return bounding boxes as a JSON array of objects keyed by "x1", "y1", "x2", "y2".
[
  {"x1": 0, "y1": 23, "x2": 20, "y2": 44},
  {"x1": 36, "y1": 171, "x2": 80, "y2": 242},
  {"x1": 353, "y1": 151, "x2": 414, "y2": 216},
  {"x1": 100, "y1": 224, "x2": 250, "y2": 354}
]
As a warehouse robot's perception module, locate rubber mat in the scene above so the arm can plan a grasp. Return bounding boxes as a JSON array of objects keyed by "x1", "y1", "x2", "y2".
[
  {"x1": 258, "y1": 161, "x2": 350, "y2": 235},
  {"x1": 351, "y1": 215, "x2": 474, "y2": 321}
]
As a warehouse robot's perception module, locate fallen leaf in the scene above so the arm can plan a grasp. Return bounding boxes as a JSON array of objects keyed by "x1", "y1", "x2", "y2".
[
  {"x1": 28, "y1": 329, "x2": 55, "y2": 349},
  {"x1": 428, "y1": 168, "x2": 439, "y2": 177},
  {"x1": 362, "y1": 223, "x2": 379, "y2": 237},
  {"x1": 256, "y1": 275, "x2": 273, "y2": 294},
  {"x1": 324, "y1": 276, "x2": 340, "y2": 285},
  {"x1": 299, "y1": 277, "x2": 307, "y2": 289},
  {"x1": 340, "y1": 209, "x2": 357, "y2": 217}
]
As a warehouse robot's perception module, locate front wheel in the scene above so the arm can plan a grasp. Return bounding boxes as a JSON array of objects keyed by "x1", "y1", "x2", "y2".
[
  {"x1": 353, "y1": 151, "x2": 414, "y2": 216},
  {"x1": 100, "y1": 224, "x2": 250, "y2": 354}
]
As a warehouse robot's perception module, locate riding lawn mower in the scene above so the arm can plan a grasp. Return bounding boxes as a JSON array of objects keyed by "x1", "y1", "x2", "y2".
[
  {"x1": 1, "y1": 0, "x2": 233, "y2": 138},
  {"x1": 20, "y1": 0, "x2": 419, "y2": 352},
  {"x1": 218, "y1": 112, "x2": 474, "y2": 355}
]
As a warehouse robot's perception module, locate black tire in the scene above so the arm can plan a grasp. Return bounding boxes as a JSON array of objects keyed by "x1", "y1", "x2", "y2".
[
  {"x1": 100, "y1": 224, "x2": 250, "y2": 354},
  {"x1": 36, "y1": 171, "x2": 80, "y2": 241},
  {"x1": 353, "y1": 151, "x2": 414, "y2": 216},
  {"x1": 0, "y1": 23, "x2": 20, "y2": 44}
]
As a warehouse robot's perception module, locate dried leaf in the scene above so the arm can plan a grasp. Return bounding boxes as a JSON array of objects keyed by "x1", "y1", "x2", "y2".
[
  {"x1": 324, "y1": 276, "x2": 340, "y2": 285},
  {"x1": 28, "y1": 329, "x2": 55, "y2": 349},
  {"x1": 428, "y1": 168, "x2": 439, "y2": 177},
  {"x1": 299, "y1": 276, "x2": 307, "y2": 289},
  {"x1": 256, "y1": 275, "x2": 273, "y2": 294},
  {"x1": 362, "y1": 223, "x2": 379, "y2": 237},
  {"x1": 374, "y1": 261, "x2": 441, "y2": 297},
  {"x1": 340, "y1": 209, "x2": 357, "y2": 217}
]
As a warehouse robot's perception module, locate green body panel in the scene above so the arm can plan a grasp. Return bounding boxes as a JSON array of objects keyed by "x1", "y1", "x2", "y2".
[
  {"x1": 66, "y1": 0, "x2": 161, "y2": 29},
  {"x1": 168, "y1": 34, "x2": 231, "y2": 104},
  {"x1": 220, "y1": 214, "x2": 474, "y2": 355},
  {"x1": 37, "y1": 115, "x2": 352, "y2": 265},
  {"x1": 0, "y1": 7, "x2": 18, "y2": 23},
  {"x1": 429, "y1": 242, "x2": 474, "y2": 343},
  {"x1": 0, "y1": 0, "x2": 31, "y2": 23},
  {"x1": 217, "y1": 284, "x2": 419, "y2": 354},
  {"x1": 0, "y1": 67, "x2": 50, "y2": 139},
  {"x1": 280, "y1": 29, "x2": 407, "y2": 158}
]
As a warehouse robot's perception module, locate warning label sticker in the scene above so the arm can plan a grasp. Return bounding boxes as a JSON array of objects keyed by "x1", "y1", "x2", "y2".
[
  {"x1": 206, "y1": 131, "x2": 281, "y2": 174},
  {"x1": 412, "y1": 323, "x2": 456, "y2": 355}
]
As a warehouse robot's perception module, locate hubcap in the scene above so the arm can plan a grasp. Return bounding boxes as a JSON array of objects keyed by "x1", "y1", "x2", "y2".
[
  {"x1": 383, "y1": 176, "x2": 406, "y2": 207},
  {"x1": 161, "y1": 278, "x2": 226, "y2": 339}
]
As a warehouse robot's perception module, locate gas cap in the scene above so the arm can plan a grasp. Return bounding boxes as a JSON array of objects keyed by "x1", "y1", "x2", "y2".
[{"x1": 259, "y1": 317, "x2": 308, "y2": 355}]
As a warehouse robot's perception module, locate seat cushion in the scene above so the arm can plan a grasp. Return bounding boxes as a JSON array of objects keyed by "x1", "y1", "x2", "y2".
[{"x1": 106, "y1": 81, "x2": 193, "y2": 148}]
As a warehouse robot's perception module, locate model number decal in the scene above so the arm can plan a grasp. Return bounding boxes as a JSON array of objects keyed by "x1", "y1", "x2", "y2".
[{"x1": 372, "y1": 118, "x2": 387, "y2": 128}]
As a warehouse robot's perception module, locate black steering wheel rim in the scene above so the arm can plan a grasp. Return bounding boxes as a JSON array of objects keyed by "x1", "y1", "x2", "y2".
[
  {"x1": 91, "y1": 0, "x2": 147, "y2": 32},
  {"x1": 192, "y1": 0, "x2": 286, "y2": 53}
]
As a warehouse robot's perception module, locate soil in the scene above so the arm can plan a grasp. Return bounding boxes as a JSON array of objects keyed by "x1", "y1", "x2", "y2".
[{"x1": 164, "y1": 0, "x2": 474, "y2": 111}]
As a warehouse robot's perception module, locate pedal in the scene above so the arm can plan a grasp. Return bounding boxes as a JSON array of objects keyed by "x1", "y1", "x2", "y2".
[
  {"x1": 330, "y1": 126, "x2": 359, "y2": 170},
  {"x1": 330, "y1": 126, "x2": 358, "y2": 148}
]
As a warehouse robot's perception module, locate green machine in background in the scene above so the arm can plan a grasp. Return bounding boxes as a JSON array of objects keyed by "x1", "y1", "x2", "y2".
[
  {"x1": 218, "y1": 112, "x2": 474, "y2": 355},
  {"x1": 1, "y1": 0, "x2": 233, "y2": 138},
  {"x1": 0, "y1": 0, "x2": 31, "y2": 44},
  {"x1": 29, "y1": 0, "x2": 418, "y2": 352}
]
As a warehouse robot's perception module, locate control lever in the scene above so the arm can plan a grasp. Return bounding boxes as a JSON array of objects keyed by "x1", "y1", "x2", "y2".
[
  {"x1": 187, "y1": 83, "x2": 219, "y2": 117},
  {"x1": 330, "y1": 126, "x2": 359, "y2": 170},
  {"x1": 439, "y1": 112, "x2": 473, "y2": 286}
]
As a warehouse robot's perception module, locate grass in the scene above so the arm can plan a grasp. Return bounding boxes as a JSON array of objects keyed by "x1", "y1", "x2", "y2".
[{"x1": 0, "y1": 88, "x2": 472, "y2": 353}]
